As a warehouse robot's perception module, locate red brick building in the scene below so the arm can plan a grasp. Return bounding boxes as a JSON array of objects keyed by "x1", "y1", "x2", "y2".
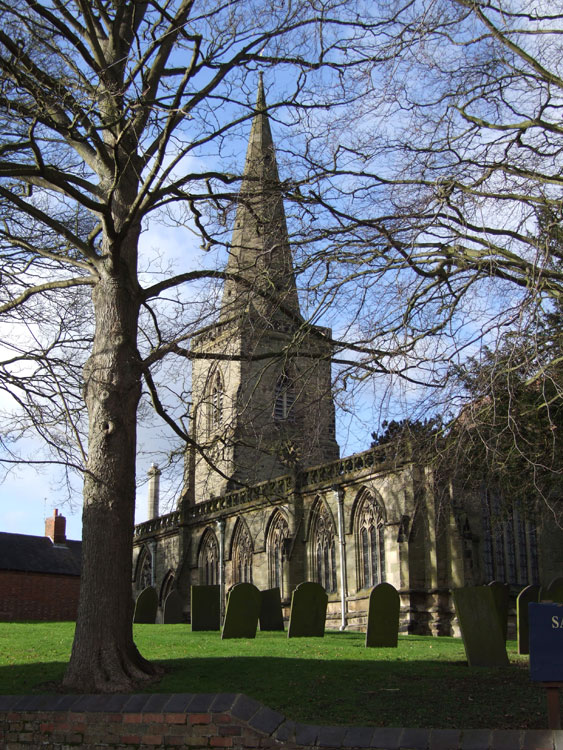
[{"x1": 0, "y1": 511, "x2": 82, "y2": 621}]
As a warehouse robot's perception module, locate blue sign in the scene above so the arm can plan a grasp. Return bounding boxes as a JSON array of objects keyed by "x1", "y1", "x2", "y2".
[{"x1": 529, "y1": 602, "x2": 563, "y2": 682}]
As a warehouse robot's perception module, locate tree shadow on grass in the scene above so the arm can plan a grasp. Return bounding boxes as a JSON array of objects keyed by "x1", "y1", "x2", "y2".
[{"x1": 0, "y1": 651, "x2": 547, "y2": 730}]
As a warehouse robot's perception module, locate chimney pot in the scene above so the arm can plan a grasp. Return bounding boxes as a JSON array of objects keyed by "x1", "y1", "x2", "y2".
[{"x1": 45, "y1": 509, "x2": 66, "y2": 544}]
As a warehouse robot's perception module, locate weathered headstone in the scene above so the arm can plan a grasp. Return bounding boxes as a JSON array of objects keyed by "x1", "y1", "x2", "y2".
[
  {"x1": 191, "y1": 585, "x2": 220, "y2": 631},
  {"x1": 516, "y1": 584, "x2": 540, "y2": 655},
  {"x1": 163, "y1": 589, "x2": 184, "y2": 624},
  {"x1": 488, "y1": 580, "x2": 510, "y2": 641},
  {"x1": 287, "y1": 582, "x2": 327, "y2": 638},
  {"x1": 365, "y1": 582, "x2": 400, "y2": 648},
  {"x1": 259, "y1": 587, "x2": 284, "y2": 631},
  {"x1": 133, "y1": 586, "x2": 158, "y2": 624},
  {"x1": 453, "y1": 586, "x2": 509, "y2": 667},
  {"x1": 540, "y1": 576, "x2": 563, "y2": 603},
  {"x1": 222, "y1": 582, "x2": 261, "y2": 639}
]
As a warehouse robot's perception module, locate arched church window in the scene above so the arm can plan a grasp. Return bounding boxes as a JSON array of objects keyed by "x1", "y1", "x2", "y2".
[
  {"x1": 267, "y1": 510, "x2": 289, "y2": 598},
  {"x1": 354, "y1": 490, "x2": 385, "y2": 590},
  {"x1": 199, "y1": 528, "x2": 219, "y2": 585},
  {"x1": 232, "y1": 519, "x2": 253, "y2": 584},
  {"x1": 206, "y1": 369, "x2": 224, "y2": 435},
  {"x1": 481, "y1": 487, "x2": 539, "y2": 585},
  {"x1": 159, "y1": 570, "x2": 175, "y2": 606},
  {"x1": 310, "y1": 499, "x2": 337, "y2": 593},
  {"x1": 274, "y1": 371, "x2": 295, "y2": 421},
  {"x1": 136, "y1": 545, "x2": 152, "y2": 590}
]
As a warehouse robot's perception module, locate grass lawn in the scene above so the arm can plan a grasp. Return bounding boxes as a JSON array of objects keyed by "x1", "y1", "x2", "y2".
[{"x1": 0, "y1": 622, "x2": 548, "y2": 729}]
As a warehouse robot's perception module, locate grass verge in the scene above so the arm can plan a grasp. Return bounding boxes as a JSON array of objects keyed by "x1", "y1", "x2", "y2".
[{"x1": 0, "y1": 622, "x2": 547, "y2": 729}]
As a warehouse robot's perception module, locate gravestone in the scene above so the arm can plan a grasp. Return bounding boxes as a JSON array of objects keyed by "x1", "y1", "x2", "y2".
[
  {"x1": 540, "y1": 576, "x2": 563, "y2": 603},
  {"x1": 488, "y1": 580, "x2": 510, "y2": 641},
  {"x1": 133, "y1": 586, "x2": 158, "y2": 624},
  {"x1": 191, "y1": 585, "x2": 220, "y2": 631},
  {"x1": 517, "y1": 584, "x2": 540, "y2": 655},
  {"x1": 365, "y1": 582, "x2": 400, "y2": 648},
  {"x1": 163, "y1": 589, "x2": 184, "y2": 624},
  {"x1": 287, "y1": 582, "x2": 327, "y2": 638},
  {"x1": 222, "y1": 582, "x2": 261, "y2": 639},
  {"x1": 453, "y1": 586, "x2": 509, "y2": 667},
  {"x1": 259, "y1": 587, "x2": 284, "y2": 631}
]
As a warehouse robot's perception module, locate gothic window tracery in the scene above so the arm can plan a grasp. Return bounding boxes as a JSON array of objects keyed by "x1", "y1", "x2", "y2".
[
  {"x1": 354, "y1": 490, "x2": 385, "y2": 590},
  {"x1": 160, "y1": 570, "x2": 175, "y2": 606},
  {"x1": 199, "y1": 528, "x2": 219, "y2": 585},
  {"x1": 480, "y1": 488, "x2": 539, "y2": 585},
  {"x1": 206, "y1": 369, "x2": 224, "y2": 436},
  {"x1": 267, "y1": 511, "x2": 289, "y2": 598},
  {"x1": 232, "y1": 519, "x2": 253, "y2": 584},
  {"x1": 274, "y1": 371, "x2": 295, "y2": 421},
  {"x1": 137, "y1": 546, "x2": 152, "y2": 590},
  {"x1": 310, "y1": 499, "x2": 337, "y2": 593}
]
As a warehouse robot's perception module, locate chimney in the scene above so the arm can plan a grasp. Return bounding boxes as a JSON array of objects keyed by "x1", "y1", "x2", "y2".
[
  {"x1": 45, "y1": 509, "x2": 66, "y2": 544},
  {"x1": 147, "y1": 464, "x2": 161, "y2": 519}
]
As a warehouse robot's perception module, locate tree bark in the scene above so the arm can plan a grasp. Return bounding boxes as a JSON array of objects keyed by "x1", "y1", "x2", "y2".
[{"x1": 63, "y1": 225, "x2": 159, "y2": 692}]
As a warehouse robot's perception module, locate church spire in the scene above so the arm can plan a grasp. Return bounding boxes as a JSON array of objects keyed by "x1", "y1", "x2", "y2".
[{"x1": 221, "y1": 76, "x2": 300, "y2": 319}]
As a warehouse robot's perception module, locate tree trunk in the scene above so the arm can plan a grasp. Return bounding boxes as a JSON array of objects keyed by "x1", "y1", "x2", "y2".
[{"x1": 63, "y1": 230, "x2": 159, "y2": 692}]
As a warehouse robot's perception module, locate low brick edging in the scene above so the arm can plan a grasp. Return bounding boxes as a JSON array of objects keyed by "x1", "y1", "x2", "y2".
[{"x1": 0, "y1": 692, "x2": 561, "y2": 750}]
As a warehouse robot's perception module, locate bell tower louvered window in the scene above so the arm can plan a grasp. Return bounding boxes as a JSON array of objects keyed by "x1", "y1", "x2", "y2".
[{"x1": 274, "y1": 371, "x2": 295, "y2": 421}]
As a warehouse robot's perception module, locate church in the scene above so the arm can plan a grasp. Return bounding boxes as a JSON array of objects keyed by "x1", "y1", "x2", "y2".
[{"x1": 132, "y1": 81, "x2": 562, "y2": 634}]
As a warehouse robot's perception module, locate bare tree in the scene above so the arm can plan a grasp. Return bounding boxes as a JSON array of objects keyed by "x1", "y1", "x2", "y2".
[{"x1": 0, "y1": 0, "x2": 382, "y2": 691}]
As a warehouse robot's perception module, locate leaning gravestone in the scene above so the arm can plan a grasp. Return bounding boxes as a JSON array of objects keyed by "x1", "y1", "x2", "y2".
[
  {"x1": 366, "y1": 582, "x2": 400, "y2": 648},
  {"x1": 133, "y1": 586, "x2": 158, "y2": 624},
  {"x1": 516, "y1": 584, "x2": 540, "y2": 655},
  {"x1": 287, "y1": 582, "x2": 327, "y2": 638},
  {"x1": 163, "y1": 589, "x2": 184, "y2": 624},
  {"x1": 488, "y1": 580, "x2": 510, "y2": 641},
  {"x1": 540, "y1": 576, "x2": 563, "y2": 603},
  {"x1": 222, "y1": 582, "x2": 261, "y2": 639},
  {"x1": 453, "y1": 586, "x2": 509, "y2": 667},
  {"x1": 191, "y1": 585, "x2": 220, "y2": 631},
  {"x1": 259, "y1": 587, "x2": 284, "y2": 631}
]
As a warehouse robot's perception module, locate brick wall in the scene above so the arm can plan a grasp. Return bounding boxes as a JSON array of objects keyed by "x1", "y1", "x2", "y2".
[
  {"x1": 0, "y1": 692, "x2": 559, "y2": 750},
  {"x1": 0, "y1": 570, "x2": 80, "y2": 621}
]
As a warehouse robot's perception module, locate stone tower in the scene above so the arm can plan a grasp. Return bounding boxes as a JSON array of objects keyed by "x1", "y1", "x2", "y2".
[{"x1": 189, "y1": 78, "x2": 339, "y2": 500}]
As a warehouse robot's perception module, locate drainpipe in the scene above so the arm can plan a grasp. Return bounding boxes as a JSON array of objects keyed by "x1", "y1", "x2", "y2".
[
  {"x1": 217, "y1": 518, "x2": 226, "y2": 622},
  {"x1": 335, "y1": 486, "x2": 347, "y2": 631}
]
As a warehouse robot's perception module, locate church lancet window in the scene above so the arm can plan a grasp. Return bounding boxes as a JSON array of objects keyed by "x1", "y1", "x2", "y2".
[
  {"x1": 267, "y1": 511, "x2": 289, "y2": 598},
  {"x1": 355, "y1": 490, "x2": 385, "y2": 590},
  {"x1": 232, "y1": 519, "x2": 253, "y2": 584},
  {"x1": 199, "y1": 528, "x2": 219, "y2": 585},
  {"x1": 480, "y1": 487, "x2": 539, "y2": 585},
  {"x1": 310, "y1": 499, "x2": 337, "y2": 594},
  {"x1": 274, "y1": 371, "x2": 295, "y2": 421},
  {"x1": 206, "y1": 369, "x2": 224, "y2": 436},
  {"x1": 159, "y1": 570, "x2": 175, "y2": 606},
  {"x1": 136, "y1": 545, "x2": 153, "y2": 590}
]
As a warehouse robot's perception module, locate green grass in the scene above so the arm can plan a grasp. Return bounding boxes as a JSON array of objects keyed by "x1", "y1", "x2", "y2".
[{"x1": 0, "y1": 622, "x2": 548, "y2": 729}]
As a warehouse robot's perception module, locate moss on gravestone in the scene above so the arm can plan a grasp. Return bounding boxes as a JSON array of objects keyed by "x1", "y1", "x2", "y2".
[
  {"x1": 453, "y1": 586, "x2": 509, "y2": 667},
  {"x1": 191, "y1": 585, "x2": 220, "y2": 631},
  {"x1": 287, "y1": 582, "x2": 327, "y2": 638},
  {"x1": 365, "y1": 582, "x2": 400, "y2": 648},
  {"x1": 222, "y1": 583, "x2": 261, "y2": 639}
]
